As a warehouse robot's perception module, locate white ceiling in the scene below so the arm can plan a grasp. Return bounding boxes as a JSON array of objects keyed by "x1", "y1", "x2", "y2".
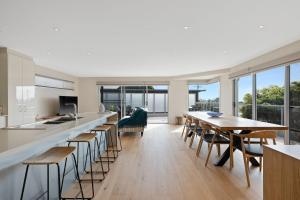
[{"x1": 1, "y1": 0, "x2": 300, "y2": 77}]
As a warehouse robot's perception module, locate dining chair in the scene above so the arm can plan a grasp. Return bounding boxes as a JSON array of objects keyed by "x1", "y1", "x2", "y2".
[
  {"x1": 195, "y1": 123, "x2": 230, "y2": 166},
  {"x1": 188, "y1": 119, "x2": 203, "y2": 148},
  {"x1": 183, "y1": 116, "x2": 194, "y2": 142},
  {"x1": 235, "y1": 130, "x2": 277, "y2": 187},
  {"x1": 181, "y1": 114, "x2": 188, "y2": 137}
]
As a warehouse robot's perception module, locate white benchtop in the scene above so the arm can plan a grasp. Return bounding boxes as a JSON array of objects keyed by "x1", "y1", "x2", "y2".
[
  {"x1": 0, "y1": 112, "x2": 116, "y2": 170},
  {"x1": 264, "y1": 144, "x2": 300, "y2": 160}
]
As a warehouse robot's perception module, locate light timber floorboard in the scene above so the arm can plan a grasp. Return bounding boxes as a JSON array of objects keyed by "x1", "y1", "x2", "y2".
[{"x1": 67, "y1": 124, "x2": 263, "y2": 200}]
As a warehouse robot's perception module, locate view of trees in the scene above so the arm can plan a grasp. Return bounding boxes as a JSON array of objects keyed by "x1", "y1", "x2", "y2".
[{"x1": 239, "y1": 81, "x2": 300, "y2": 125}]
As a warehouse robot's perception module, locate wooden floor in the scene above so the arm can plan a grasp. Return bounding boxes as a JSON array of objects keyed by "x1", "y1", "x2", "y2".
[{"x1": 79, "y1": 124, "x2": 263, "y2": 200}]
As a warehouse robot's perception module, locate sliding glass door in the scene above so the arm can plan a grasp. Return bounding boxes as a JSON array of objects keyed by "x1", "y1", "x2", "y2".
[
  {"x1": 100, "y1": 85, "x2": 168, "y2": 123},
  {"x1": 236, "y1": 75, "x2": 252, "y2": 119},
  {"x1": 289, "y1": 63, "x2": 300, "y2": 144},
  {"x1": 256, "y1": 67, "x2": 285, "y2": 125},
  {"x1": 233, "y1": 63, "x2": 300, "y2": 144}
]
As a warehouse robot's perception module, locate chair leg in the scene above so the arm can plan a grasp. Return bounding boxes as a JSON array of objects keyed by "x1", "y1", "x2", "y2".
[
  {"x1": 20, "y1": 165, "x2": 30, "y2": 200},
  {"x1": 242, "y1": 154, "x2": 251, "y2": 187},
  {"x1": 189, "y1": 132, "x2": 196, "y2": 148},
  {"x1": 181, "y1": 124, "x2": 186, "y2": 137},
  {"x1": 184, "y1": 127, "x2": 190, "y2": 142},
  {"x1": 196, "y1": 137, "x2": 204, "y2": 157},
  {"x1": 205, "y1": 135, "x2": 216, "y2": 167},
  {"x1": 196, "y1": 129, "x2": 206, "y2": 157},
  {"x1": 216, "y1": 144, "x2": 221, "y2": 157},
  {"x1": 259, "y1": 157, "x2": 262, "y2": 172}
]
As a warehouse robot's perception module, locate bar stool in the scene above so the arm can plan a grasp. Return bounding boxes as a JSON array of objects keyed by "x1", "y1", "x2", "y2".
[
  {"x1": 20, "y1": 147, "x2": 84, "y2": 200},
  {"x1": 104, "y1": 120, "x2": 122, "y2": 152},
  {"x1": 91, "y1": 125, "x2": 117, "y2": 166},
  {"x1": 66, "y1": 133, "x2": 105, "y2": 199}
]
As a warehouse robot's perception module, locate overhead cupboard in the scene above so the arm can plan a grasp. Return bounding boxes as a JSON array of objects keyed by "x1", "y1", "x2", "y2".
[{"x1": 0, "y1": 48, "x2": 36, "y2": 126}]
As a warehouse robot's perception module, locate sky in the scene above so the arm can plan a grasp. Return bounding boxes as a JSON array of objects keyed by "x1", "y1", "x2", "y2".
[
  {"x1": 238, "y1": 64, "x2": 300, "y2": 101},
  {"x1": 189, "y1": 82, "x2": 220, "y2": 100},
  {"x1": 189, "y1": 64, "x2": 300, "y2": 101}
]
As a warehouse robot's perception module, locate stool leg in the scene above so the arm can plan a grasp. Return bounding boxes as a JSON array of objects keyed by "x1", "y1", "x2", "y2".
[
  {"x1": 20, "y1": 165, "x2": 30, "y2": 200},
  {"x1": 61, "y1": 157, "x2": 68, "y2": 192},
  {"x1": 114, "y1": 126, "x2": 119, "y2": 156},
  {"x1": 109, "y1": 130, "x2": 117, "y2": 159},
  {"x1": 105, "y1": 131, "x2": 110, "y2": 163},
  {"x1": 95, "y1": 137, "x2": 106, "y2": 177},
  {"x1": 118, "y1": 132, "x2": 123, "y2": 151},
  {"x1": 71, "y1": 153, "x2": 85, "y2": 199},
  {"x1": 56, "y1": 164, "x2": 61, "y2": 200},
  {"x1": 87, "y1": 142, "x2": 95, "y2": 198},
  {"x1": 47, "y1": 164, "x2": 50, "y2": 200}
]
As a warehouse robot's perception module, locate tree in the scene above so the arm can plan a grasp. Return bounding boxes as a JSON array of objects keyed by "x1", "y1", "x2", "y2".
[{"x1": 239, "y1": 85, "x2": 285, "y2": 121}]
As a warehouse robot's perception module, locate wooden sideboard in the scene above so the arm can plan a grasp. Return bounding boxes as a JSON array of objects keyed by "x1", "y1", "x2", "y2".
[{"x1": 263, "y1": 145, "x2": 300, "y2": 200}]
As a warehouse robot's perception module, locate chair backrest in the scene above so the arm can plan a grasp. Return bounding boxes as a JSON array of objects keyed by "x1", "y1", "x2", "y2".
[{"x1": 243, "y1": 130, "x2": 277, "y2": 145}]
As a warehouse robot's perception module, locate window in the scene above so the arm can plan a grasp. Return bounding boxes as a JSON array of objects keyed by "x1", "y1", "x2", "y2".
[
  {"x1": 100, "y1": 85, "x2": 168, "y2": 123},
  {"x1": 289, "y1": 63, "x2": 300, "y2": 144},
  {"x1": 256, "y1": 67, "x2": 285, "y2": 125},
  {"x1": 236, "y1": 75, "x2": 252, "y2": 119},
  {"x1": 35, "y1": 75, "x2": 74, "y2": 90},
  {"x1": 233, "y1": 66, "x2": 287, "y2": 142},
  {"x1": 188, "y1": 82, "x2": 220, "y2": 112}
]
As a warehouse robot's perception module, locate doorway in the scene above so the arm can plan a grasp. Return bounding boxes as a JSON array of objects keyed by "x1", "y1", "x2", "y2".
[{"x1": 100, "y1": 85, "x2": 168, "y2": 124}]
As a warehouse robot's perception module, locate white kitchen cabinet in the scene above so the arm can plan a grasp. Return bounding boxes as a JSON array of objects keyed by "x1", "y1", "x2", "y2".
[{"x1": 0, "y1": 48, "x2": 36, "y2": 126}]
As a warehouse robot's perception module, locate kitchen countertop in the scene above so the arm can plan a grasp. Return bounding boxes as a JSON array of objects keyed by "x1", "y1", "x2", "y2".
[
  {"x1": 0, "y1": 112, "x2": 116, "y2": 170},
  {"x1": 264, "y1": 144, "x2": 300, "y2": 160}
]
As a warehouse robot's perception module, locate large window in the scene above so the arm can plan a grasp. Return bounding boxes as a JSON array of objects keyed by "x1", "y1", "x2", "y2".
[
  {"x1": 188, "y1": 82, "x2": 220, "y2": 112},
  {"x1": 233, "y1": 63, "x2": 300, "y2": 144},
  {"x1": 256, "y1": 67, "x2": 285, "y2": 125},
  {"x1": 289, "y1": 63, "x2": 300, "y2": 144},
  {"x1": 236, "y1": 75, "x2": 252, "y2": 119}
]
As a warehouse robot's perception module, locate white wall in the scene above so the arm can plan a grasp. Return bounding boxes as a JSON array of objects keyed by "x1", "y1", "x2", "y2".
[
  {"x1": 219, "y1": 73, "x2": 233, "y2": 115},
  {"x1": 35, "y1": 65, "x2": 78, "y2": 118},
  {"x1": 78, "y1": 78, "x2": 99, "y2": 113},
  {"x1": 168, "y1": 80, "x2": 188, "y2": 124}
]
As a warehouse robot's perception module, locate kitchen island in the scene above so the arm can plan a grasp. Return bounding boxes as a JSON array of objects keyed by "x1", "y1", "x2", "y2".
[{"x1": 0, "y1": 112, "x2": 117, "y2": 200}]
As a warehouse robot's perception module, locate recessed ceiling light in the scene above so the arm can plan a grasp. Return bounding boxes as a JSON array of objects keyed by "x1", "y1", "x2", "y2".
[
  {"x1": 259, "y1": 25, "x2": 265, "y2": 29},
  {"x1": 53, "y1": 27, "x2": 60, "y2": 32},
  {"x1": 183, "y1": 26, "x2": 192, "y2": 30},
  {"x1": 87, "y1": 52, "x2": 92, "y2": 56},
  {"x1": 47, "y1": 51, "x2": 51, "y2": 55},
  {"x1": 223, "y1": 50, "x2": 228, "y2": 54}
]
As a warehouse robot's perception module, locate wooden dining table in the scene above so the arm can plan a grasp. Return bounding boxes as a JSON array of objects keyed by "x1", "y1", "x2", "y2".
[{"x1": 187, "y1": 112, "x2": 288, "y2": 167}]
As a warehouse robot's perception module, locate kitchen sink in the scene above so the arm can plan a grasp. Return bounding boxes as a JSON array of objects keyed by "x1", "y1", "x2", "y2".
[
  {"x1": 43, "y1": 117, "x2": 83, "y2": 124},
  {"x1": 44, "y1": 121, "x2": 65, "y2": 124}
]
